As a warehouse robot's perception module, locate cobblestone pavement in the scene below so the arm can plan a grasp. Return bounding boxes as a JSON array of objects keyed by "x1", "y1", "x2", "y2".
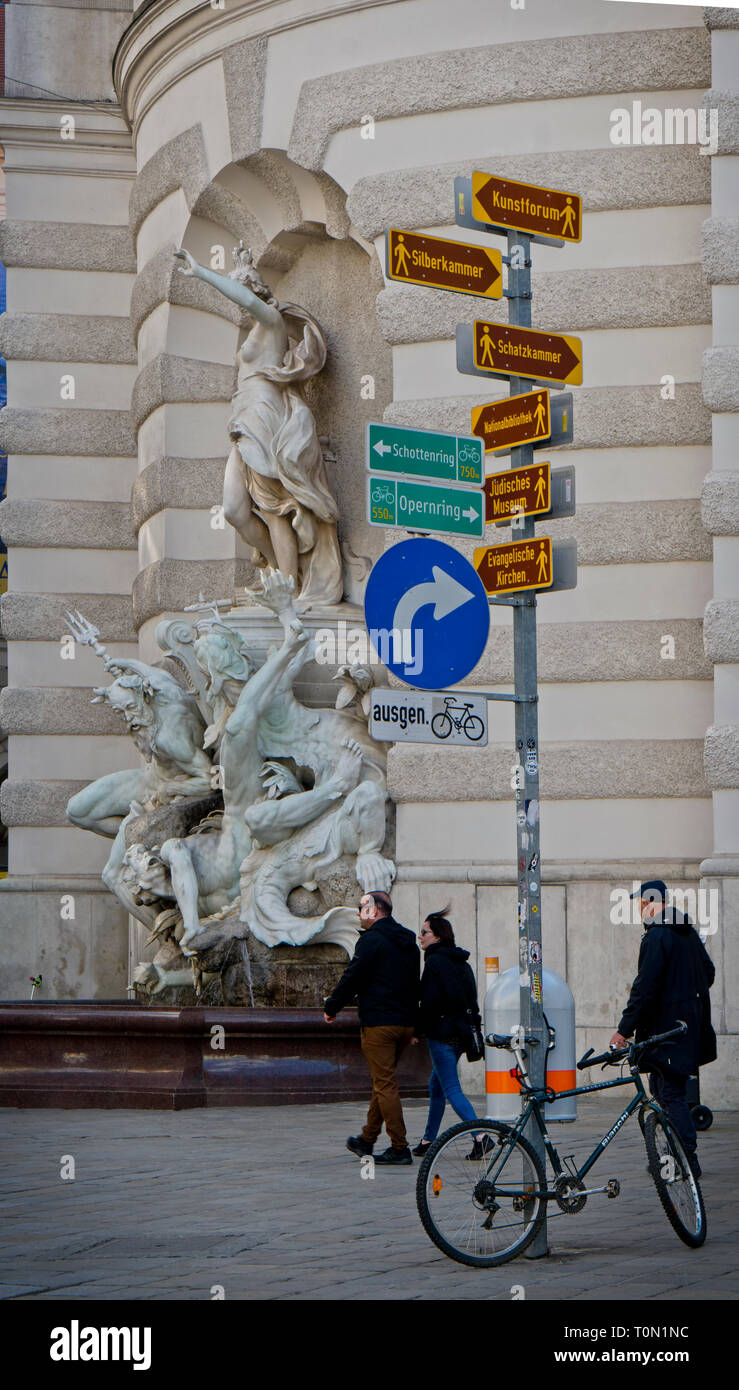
[{"x1": 1, "y1": 1099, "x2": 737, "y2": 1301}]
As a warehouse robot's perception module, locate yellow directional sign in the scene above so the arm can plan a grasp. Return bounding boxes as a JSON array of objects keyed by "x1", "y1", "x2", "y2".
[
  {"x1": 386, "y1": 229, "x2": 502, "y2": 298},
  {"x1": 473, "y1": 322, "x2": 583, "y2": 386},
  {"x1": 474, "y1": 537, "x2": 554, "y2": 595},
  {"x1": 471, "y1": 389, "x2": 551, "y2": 452},
  {"x1": 472, "y1": 173, "x2": 582, "y2": 243},
  {"x1": 485, "y1": 463, "x2": 551, "y2": 524}
]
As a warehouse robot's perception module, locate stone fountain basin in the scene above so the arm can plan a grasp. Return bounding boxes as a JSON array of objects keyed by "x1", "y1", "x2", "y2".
[{"x1": 0, "y1": 1002, "x2": 429, "y2": 1109}]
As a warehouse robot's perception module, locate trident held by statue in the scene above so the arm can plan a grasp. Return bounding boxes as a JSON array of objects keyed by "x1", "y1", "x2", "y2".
[{"x1": 64, "y1": 611, "x2": 123, "y2": 674}]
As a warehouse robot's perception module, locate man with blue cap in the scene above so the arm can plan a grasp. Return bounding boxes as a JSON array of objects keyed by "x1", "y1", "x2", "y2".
[{"x1": 610, "y1": 880, "x2": 716, "y2": 1177}]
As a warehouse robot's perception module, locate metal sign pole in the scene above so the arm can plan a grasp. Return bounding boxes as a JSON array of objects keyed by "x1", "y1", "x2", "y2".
[{"x1": 507, "y1": 230, "x2": 548, "y2": 1257}]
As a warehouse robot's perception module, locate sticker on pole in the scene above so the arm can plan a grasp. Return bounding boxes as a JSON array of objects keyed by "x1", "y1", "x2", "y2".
[{"x1": 364, "y1": 538, "x2": 490, "y2": 690}]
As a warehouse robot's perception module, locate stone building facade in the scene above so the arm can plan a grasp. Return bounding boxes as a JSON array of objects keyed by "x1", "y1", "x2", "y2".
[{"x1": 0, "y1": 0, "x2": 737, "y2": 1103}]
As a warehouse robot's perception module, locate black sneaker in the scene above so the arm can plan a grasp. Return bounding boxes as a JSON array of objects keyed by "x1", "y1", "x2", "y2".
[
  {"x1": 374, "y1": 1145, "x2": 413, "y2": 1165},
  {"x1": 346, "y1": 1135, "x2": 373, "y2": 1158},
  {"x1": 412, "y1": 1140, "x2": 432, "y2": 1157},
  {"x1": 465, "y1": 1134, "x2": 496, "y2": 1161}
]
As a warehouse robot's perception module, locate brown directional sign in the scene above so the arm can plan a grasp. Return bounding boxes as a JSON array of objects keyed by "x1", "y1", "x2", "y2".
[
  {"x1": 485, "y1": 462, "x2": 551, "y2": 524},
  {"x1": 472, "y1": 173, "x2": 582, "y2": 243},
  {"x1": 473, "y1": 321, "x2": 582, "y2": 386},
  {"x1": 386, "y1": 228, "x2": 502, "y2": 298},
  {"x1": 471, "y1": 389, "x2": 551, "y2": 452},
  {"x1": 474, "y1": 536, "x2": 553, "y2": 595}
]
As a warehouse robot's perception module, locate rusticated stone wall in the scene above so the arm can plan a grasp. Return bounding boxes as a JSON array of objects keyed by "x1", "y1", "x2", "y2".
[{"x1": 0, "y1": 0, "x2": 733, "y2": 1109}]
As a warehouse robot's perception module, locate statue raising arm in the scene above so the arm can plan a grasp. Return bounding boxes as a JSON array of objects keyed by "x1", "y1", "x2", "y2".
[{"x1": 174, "y1": 248, "x2": 282, "y2": 329}]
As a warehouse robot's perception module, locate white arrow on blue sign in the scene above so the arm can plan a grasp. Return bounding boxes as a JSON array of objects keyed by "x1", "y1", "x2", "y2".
[{"x1": 364, "y1": 537, "x2": 490, "y2": 690}]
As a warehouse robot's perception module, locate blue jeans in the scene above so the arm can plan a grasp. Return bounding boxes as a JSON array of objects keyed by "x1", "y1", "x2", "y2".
[{"x1": 422, "y1": 1038, "x2": 479, "y2": 1142}]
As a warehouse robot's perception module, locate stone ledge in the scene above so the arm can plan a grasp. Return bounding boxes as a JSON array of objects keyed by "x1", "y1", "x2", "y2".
[
  {"x1": 0, "y1": 499, "x2": 135, "y2": 550},
  {"x1": 0, "y1": 781, "x2": 88, "y2": 828},
  {"x1": 399, "y1": 860, "x2": 702, "y2": 884},
  {"x1": 0, "y1": 875, "x2": 118, "y2": 892},
  {"x1": 0, "y1": 687, "x2": 125, "y2": 736},
  {"x1": 290, "y1": 26, "x2": 709, "y2": 171},
  {"x1": 704, "y1": 599, "x2": 739, "y2": 664},
  {"x1": 348, "y1": 146, "x2": 710, "y2": 242},
  {"x1": 132, "y1": 557, "x2": 257, "y2": 630},
  {"x1": 0, "y1": 407, "x2": 135, "y2": 457},
  {"x1": 703, "y1": 347, "x2": 739, "y2": 412},
  {"x1": 700, "y1": 856, "x2": 739, "y2": 877},
  {"x1": 702, "y1": 217, "x2": 739, "y2": 284},
  {"x1": 385, "y1": 384, "x2": 710, "y2": 450},
  {"x1": 448, "y1": 619, "x2": 710, "y2": 684},
  {"x1": 132, "y1": 457, "x2": 225, "y2": 529},
  {"x1": 702, "y1": 471, "x2": 739, "y2": 535},
  {"x1": 0, "y1": 592, "x2": 135, "y2": 643},
  {"x1": 705, "y1": 8, "x2": 739, "y2": 30},
  {"x1": 546, "y1": 500, "x2": 710, "y2": 564},
  {"x1": 704, "y1": 724, "x2": 739, "y2": 788},
  {"x1": 388, "y1": 739, "x2": 708, "y2": 803},
  {"x1": 131, "y1": 354, "x2": 235, "y2": 430},
  {"x1": 377, "y1": 265, "x2": 710, "y2": 344},
  {"x1": 0, "y1": 221, "x2": 135, "y2": 273},
  {"x1": 702, "y1": 89, "x2": 739, "y2": 155},
  {"x1": 0, "y1": 313, "x2": 136, "y2": 365}
]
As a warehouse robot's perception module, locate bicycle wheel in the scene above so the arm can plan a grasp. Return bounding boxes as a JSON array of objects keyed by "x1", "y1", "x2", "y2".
[
  {"x1": 416, "y1": 1120, "x2": 546, "y2": 1268},
  {"x1": 462, "y1": 714, "x2": 485, "y2": 742},
  {"x1": 431, "y1": 712, "x2": 452, "y2": 740},
  {"x1": 642, "y1": 1108, "x2": 706, "y2": 1248}
]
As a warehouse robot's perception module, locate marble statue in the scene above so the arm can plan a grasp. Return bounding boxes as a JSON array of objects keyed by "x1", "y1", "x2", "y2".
[
  {"x1": 66, "y1": 572, "x2": 395, "y2": 1001},
  {"x1": 65, "y1": 613, "x2": 214, "y2": 929},
  {"x1": 174, "y1": 243, "x2": 343, "y2": 608}
]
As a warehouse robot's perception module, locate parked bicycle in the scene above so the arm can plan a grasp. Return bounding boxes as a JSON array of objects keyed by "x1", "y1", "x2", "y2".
[
  {"x1": 431, "y1": 696, "x2": 485, "y2": 742},
  {"x1": 416, "y1": 1022, "x2": 706, "y2": 1267}
]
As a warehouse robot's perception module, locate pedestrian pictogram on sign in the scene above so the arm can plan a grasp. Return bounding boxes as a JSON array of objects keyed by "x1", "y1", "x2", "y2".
[
  {"x1": 385, "y1": 228, "x2": 502, "y2": 299},
  {"x1": 473, "y1": 322, "x2": 582, "y2": 386},
  {"x1": 474, "y1": 537, "x2": 554, "y2": 595},
  {"x1": 471, "y1": 389, "x2": 550, "y2": 452},
  {"x1": 471, "y1": 173, "x2": 582, "y2": 243},
  {"x1": 485, "y1": 463, "x2": 551, "y2": 524}
]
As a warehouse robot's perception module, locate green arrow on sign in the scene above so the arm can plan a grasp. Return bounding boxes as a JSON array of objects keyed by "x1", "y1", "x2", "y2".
[
  {"x1": 366, "y1": 475, "x2": 484, "y2": 540},
  {"x1": 367, "y1": 421, "x2": 484, "y2": 486}
]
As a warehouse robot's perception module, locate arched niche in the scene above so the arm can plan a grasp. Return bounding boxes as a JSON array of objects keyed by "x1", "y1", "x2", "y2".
[{"x1": 158, "y1": 150, "x2": 392, "y2": 604}]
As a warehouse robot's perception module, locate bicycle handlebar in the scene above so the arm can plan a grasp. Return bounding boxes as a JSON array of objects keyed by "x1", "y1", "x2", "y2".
[
  {"x1": 486, "y1": 1031, "x2": 539, "y2": 1050},
  {"x1": 576, "y1": 1020, "x2": 687, "y2": 1071}
]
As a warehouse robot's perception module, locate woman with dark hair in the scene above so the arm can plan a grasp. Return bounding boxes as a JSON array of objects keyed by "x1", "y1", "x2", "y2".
[{"x1": 413, "y1": 906, "x2": 491, "y2": 1159}]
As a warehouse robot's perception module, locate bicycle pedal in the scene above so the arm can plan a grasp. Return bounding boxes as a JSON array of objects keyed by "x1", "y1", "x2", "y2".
[{"x1": 606, "y1": 1178, "x2": 620, "y2": 1198}]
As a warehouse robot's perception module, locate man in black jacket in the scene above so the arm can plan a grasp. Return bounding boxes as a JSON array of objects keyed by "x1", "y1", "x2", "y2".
[
  {"x1": 323, "y1": 890, "x2": 420, "y2": 1166},
  {"x1": 610, "y1": 879, "x2": 716, "y2": 1175}
]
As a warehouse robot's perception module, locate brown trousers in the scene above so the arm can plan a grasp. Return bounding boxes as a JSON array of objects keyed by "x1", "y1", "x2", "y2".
[{"x1": 360, "y1": 1024, "x2": 415, "y2": 1149}]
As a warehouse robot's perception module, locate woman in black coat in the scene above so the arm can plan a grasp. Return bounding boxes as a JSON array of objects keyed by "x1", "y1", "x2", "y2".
[{"x1": 413, "y1": 906, "x2": 490, "y2": 1159}]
